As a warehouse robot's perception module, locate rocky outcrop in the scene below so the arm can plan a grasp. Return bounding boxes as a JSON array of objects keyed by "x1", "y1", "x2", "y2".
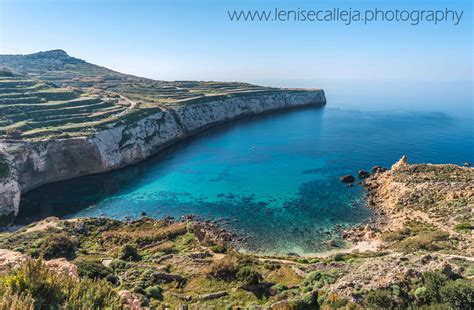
[
  {"x1": 0, "y1": 154, "x2": 20, "y2": 226},
  {"x1": 0, "y1": 90, "x2": 325, "y2": 226}
]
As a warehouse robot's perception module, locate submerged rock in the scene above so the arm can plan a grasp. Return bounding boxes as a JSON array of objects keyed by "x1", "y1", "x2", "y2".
[
  {"x1": 358, "y1": 170, "x2": 370, "y2": 179},
  {"x1": 340, "y1": 175, "x2": 355, "y2": 183},
  {"x1": 371, "y1": 166, "x2": 387, "y2": 173}
]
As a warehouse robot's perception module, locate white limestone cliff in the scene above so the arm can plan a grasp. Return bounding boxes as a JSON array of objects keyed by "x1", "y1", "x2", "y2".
[{"x1": 0, "y1": 90, "x2": 326, "y2": 226}]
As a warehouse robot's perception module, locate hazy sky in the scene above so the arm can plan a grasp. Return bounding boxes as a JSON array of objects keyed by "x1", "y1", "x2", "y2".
[{"x1": 0, "y1": 0, "x2": 472, "y2": 84}]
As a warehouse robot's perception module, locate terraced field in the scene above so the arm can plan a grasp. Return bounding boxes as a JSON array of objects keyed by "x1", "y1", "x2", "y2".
[
  {"x1": 0, "y1": 50, "x2": 280, "y2": 140},
  {"x1": 0, "y1": 70, "x2": 132, "y2": 140}
]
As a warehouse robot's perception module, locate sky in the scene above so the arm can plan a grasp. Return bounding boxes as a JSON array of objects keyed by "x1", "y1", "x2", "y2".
[{"x1": 0, "y1": 0, "x2": 472, "y2": 85}]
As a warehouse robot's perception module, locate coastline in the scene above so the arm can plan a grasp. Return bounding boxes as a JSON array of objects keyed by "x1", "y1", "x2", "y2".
[
  {"x1": 0, "y1": 157, "x2": 472, "y2": 308},
  {"x1": 0, "y1": 89, "x2": 326, "y2": 226}
]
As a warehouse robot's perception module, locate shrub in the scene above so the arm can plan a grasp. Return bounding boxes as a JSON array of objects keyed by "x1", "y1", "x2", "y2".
[
  {"x1": 210, "y1": 244, "x2": 227, "y2": 253},
  {"x1": 422, "y1": 271, "x2": 448, "y2": 303},
  {"x1": 440, "y1": 279, "x2": 474, "y2": 309},
  {"x1": 364, "y1": 289, "x2": 398, "y2": 309},
  {"x1": 271, "y1": 283, "x2": 288, "y2": 293},
  {"x1": 40, "y1": 233, "x2": 77, "y2": 260},
  {"x1": 0, "y1": 259, "x2": 123, "y2": 309},
  {"x1": 397, "y1": 230, "x2": 449, "y2": 252},
  {"x1": 304, "y1": 270, "x2": 339, "y2": 289},
  {"x1": 63, "y1": 277, "x2": 123, "y2": 309},
  {"x1": 5, "y1": 128, "x2": 22, "y2": 139},
  {"x1": 236, "y1": 267, "x2": 263, "y2": 286},
  {"x1": 76, "y1": 260, "x2": 112, "y2": 280},
  {"x1": 414, "y1": 286, "x2": 429, "y2": 304},
  {"x1": 291, "y1": 291, "x2": 319, "y2": 309},
  {"x1": 119, "y1": 244, "x2": 140, "y2": 261},
  {"x1": 145, "y1": 285, "x2": 163, "y2": 300},
  {"x1": 105, "y1": 274, "x2": 120, "y2": 286},
  {"x1": 0, "y1": 288, "x2": 35, "y2": 310},
  {"x1": 454, "y1": 222, "x2": 473, "y2": 233},
  {"x1": 206, "y1": 254, "x2": 240, "y2": 281},
  {"x1": 0, "y1": 259, "x2": 65, "y2": 308}
]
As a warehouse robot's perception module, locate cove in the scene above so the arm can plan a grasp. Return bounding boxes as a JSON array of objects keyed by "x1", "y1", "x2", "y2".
[{"x1": 17, "y1": 81, "x2": 474, "y2": 255}]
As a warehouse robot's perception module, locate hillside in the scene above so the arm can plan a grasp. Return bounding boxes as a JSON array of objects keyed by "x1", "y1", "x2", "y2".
[
  {"x1": 0, "y1": 50, "x2": 284, "y2": 141},
  {"x1": 0, "y1": 158, "x2": 472, "y2": 309}
]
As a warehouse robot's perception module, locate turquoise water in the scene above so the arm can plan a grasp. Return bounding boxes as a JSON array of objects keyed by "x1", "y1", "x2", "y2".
[{"x1": 18, "y1": 81, "x2": 473, "y2": 255}]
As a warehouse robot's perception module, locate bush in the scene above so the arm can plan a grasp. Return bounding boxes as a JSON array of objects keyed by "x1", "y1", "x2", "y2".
[
  {"x1": 210, "y1": 244, "x2": 227, "y2": 253},
  {"x1": 105, "y1": 274, "x2": 120, "y2": 286},
  {"x1": 0, "y1": 259, "x2": 64, "y2": 308},
  {"x1": 364, "y1": 289, "x2": 398, "y2": 309},
  {"x1": 206, "y1": 254, "x2": 240, "y2": 281},
  {"x1": 397, "y1": 230, "x2": 449, "y2": 252},
  {"x1": 454, "y1": 222, "x2": 473, "y2": 233},
  {"x1": 145, "y1": 285, "x2": 163, "y2": 300},
  {"x1": 5, "y1": 128, "x2": 22, "y2": 139},
  {"x1": 291, "y1": 291, "x2": 319, "y2": 310},
  {"x1": 76, "y1": 260, "x2": 112, "y2": 280},
  {"x1": 119, "y1": 244, "x2": 140, "y2": 261},
  {"x1": 304, "y1": 270, "x2": 339, "y2": 289},
  {"x1": 0, "y1": 259, "x2": 123, "y2": 309},
  {"x1": 440, "y1": 279, "x2": 474, "y2": 309},
  {"x1": 0, "y1": 288, "x2": 35, "y2": 310},
  {"x1": 422, "y1": 271, "x2": 448, "y2": 303},
  {"x1": 271, "y1": 283, "x2": 288, "y2": 293},
  {"x1": 63, "y1": 277, "x2": 123, "y2": 309},
  {"x1": 236, "y1": 267, "x2": 263, "y2": 286},
  {"x1": 40, "y1": 233, "x2": 77, "y2": 260},
  {"x1": 414, "y1": 286, "x2": 429, "y2": 304}
]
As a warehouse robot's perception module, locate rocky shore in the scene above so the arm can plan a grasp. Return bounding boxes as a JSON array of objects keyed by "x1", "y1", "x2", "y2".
[{"x1": 0, "y1": 157, "x2": 472, "y2": 309}]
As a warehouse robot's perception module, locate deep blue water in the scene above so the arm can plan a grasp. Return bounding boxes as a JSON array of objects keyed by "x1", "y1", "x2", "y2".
[{"x1": 18, "y1": 81, "x2": 473, "y2": 255}]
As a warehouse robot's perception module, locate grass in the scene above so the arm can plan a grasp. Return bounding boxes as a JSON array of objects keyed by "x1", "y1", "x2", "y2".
[{"x1": 0, "y1": 51, "x2": 307, "y2": 141}]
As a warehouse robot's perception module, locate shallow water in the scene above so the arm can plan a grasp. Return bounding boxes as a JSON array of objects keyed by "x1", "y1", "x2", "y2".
[{"x1": 17, "y1": 81, "x2": 473, "y2": 255}]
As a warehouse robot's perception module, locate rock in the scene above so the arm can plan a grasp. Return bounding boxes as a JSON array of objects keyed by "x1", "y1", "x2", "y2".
[
  {"x1": 101, "y1": 258, "x2": 113, "y2": 268},
  {"x1": 140, "y1": 211, "x2": 146, "y2": 216},
  {"x1": 391, "y1": 155, "x2": 408, "y2": 171},
  {"x1": 358, "y1": 170, "x2": 370, "y2": 179},
  {"x1": 0, "y1": 249, "x2": 28, "y2": 273},
  {"x1": 199, "y1": 291, "x2": 228, "y2": 300},
  {"x1": 325, "y1": 239, "x2": 337, "y2": 248},
  {"x1": 371, "y1": 166, "x2": 387, "y2": 173},
  {"x1": 270, "y1": 300, "x2": 291, "y2": 309},
  {"x1": 152, "y1": 272, "x2": 186, "y2": 285},
  {"x1": 340, "y1": 175, "x2": 355, "y2": 183},
  {"x1": 464, "y1": 162, "x2": 471, "y2": 167},
  {"x1": 45, "y1": 258, "x2": 78, "y2": 278}
]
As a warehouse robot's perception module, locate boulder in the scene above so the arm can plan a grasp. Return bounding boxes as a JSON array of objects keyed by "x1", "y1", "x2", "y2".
[
  {"x1": 199, "y1": 291, "x2": 228, "y2": 300},
  {"x1": 391, "y1": 155, "x2": 408, "y2": 171},
  {"x1": 340, "y1": 175, "x2": 355, "y2": 183},
  {"x1": 371, "y1": 166, "x2": 387, "y2": 173},
  {"x1": 358, "y1": 170, "x2": 370, "y2": 179}
]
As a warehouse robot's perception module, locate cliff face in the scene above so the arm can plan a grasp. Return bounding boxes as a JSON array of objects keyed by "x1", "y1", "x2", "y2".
[
  {"x1": 0, "y1": 90, "x2": 325, "y2": 226},
  {"x1": 0, "y1": 155, "x2": 19, "y2": 226}
]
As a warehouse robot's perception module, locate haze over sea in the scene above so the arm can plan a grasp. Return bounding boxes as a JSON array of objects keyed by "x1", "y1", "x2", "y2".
[{"x1": 18, "y1": 80, "x2": 473, "y2": 255}]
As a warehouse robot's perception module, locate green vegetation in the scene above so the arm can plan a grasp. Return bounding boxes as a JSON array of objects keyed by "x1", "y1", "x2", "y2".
[
  {"x1": 454, "y1": 222, "x2": 473, "y2": 233},
  {"x1": 0, "y1": 50, "x2": 287, "y2": 141},
  {"x1": 0, "y1": 259, "x2": 123, "y2": 309},
  {"x1": 39, "y1": 233, "x2": 77, "y2": 260},
  {"x1": 0, "y1": 217, "x2": 471, "y2": 308}
]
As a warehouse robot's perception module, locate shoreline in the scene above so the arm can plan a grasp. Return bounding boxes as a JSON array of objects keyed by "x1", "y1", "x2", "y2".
[
  {"x1": 0, "y1": 157, "x2": 472, "y2": 308},
  {"x1": 0, "y1": 90, "x2": 326, "y2": 227}
]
